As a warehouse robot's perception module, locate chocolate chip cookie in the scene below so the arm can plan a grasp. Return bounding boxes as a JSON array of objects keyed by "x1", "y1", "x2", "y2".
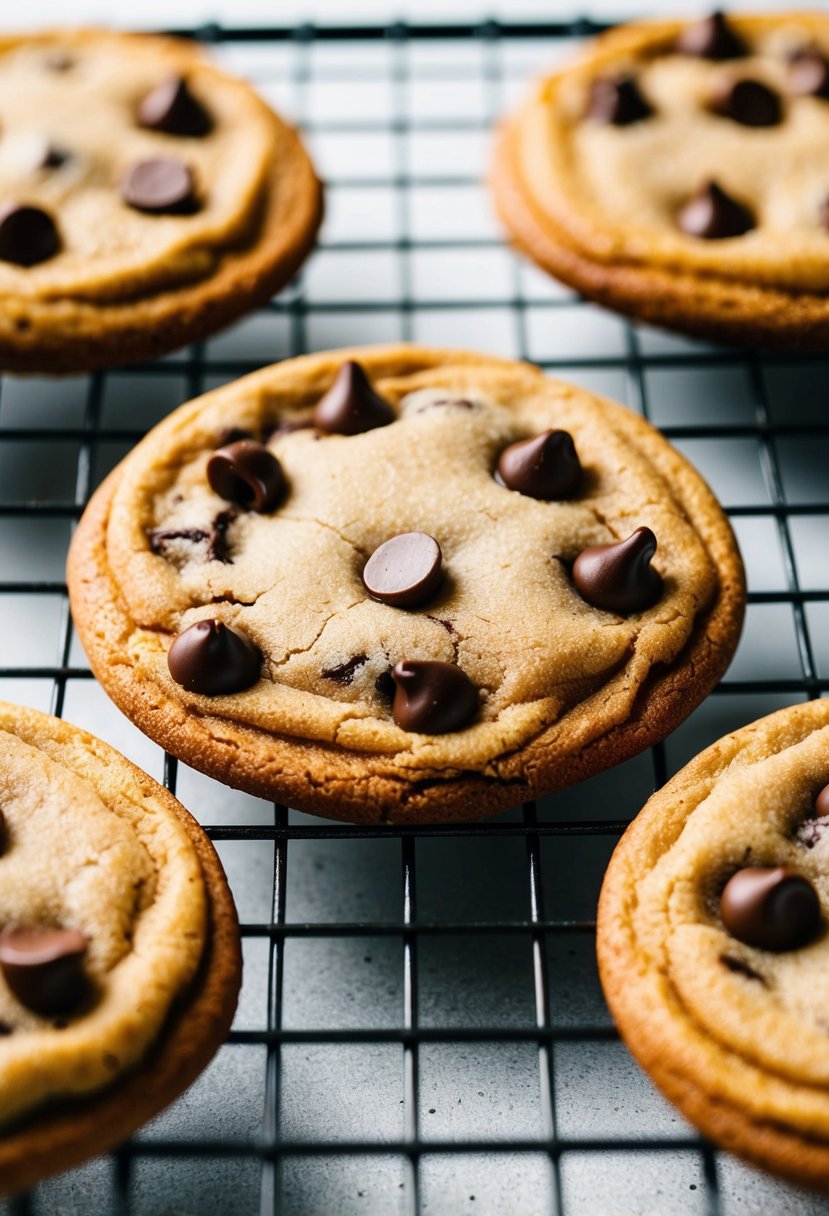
[
  {"x1": 598, "y1": 699, "x2": 829, "y2": 1191},
  {"x1": 0, "y1": 702, "x2": 240, "y2": 1194},
  {"x1": 0, "y1": 29, "x2": 322, "y2": 372},
  {"x1": 493, "y1": 11, "x2": 829, "y2": 350},
  {"x1": 67, "y1": 345, "x2": 745, "y2": 824}
]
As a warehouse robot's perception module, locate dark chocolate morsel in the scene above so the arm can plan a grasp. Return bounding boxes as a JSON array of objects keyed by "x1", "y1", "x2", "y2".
[
  {"x1": 321, "y1": 655, "x2": 368, "y2": 685},
  {"x1": 0, "y1": 925, "x2": 88, "y2": 1014},
  {"x1": 789, "y1": 48, "x2": 829, "y2": 100},
  {"x1": 719, "y1": 953, "x2": 766, "y2": 984},
  {"x1": 0, "y1": 202, "x2": 60, "y2": 266},
  {"x1": 217, "y1": 426, "x2": 254, "y2": 448},
  {"x1": 720, "y1": 866, "x2": 821, "y2": 952},
  {"x1": 313, "y1": 362, "x2": 396, "y2": 435},
  {"x1": 496, "y1": 430, "x2": 582, "y2": 500},
  {"x1": 375, "y1": 668, "x2": 396, "y2": 701},
  {"x1": 586, "y1": 75, "x2": 653, "y2": 125},
  {"x1": 572, "y1": 526, "x2": 662, "y2": 614},
  {"x1": 137, "y1": 74, "x2": 212, "y2": 137},
  {"x1": 207, "y1": 440, "x2": 285, "y2": 513},
  {"x1": 678, "y1": 180, "x2": 754, "y2": 239},
  {"x1": 711, "y1": 78, "x2": 782, "y2": 127},
  {"x1": 363, "y1": 533, "x2": 443, "y2": 609},
  {"x1": 120, "y1": 157, "x2": 197, "y2": 214},
  {"x1": 167, "y1": 619, "x2": 261, "y2": 696},
  {"x1": 391, "y1": 659, "x2": 478, "y2": 734},
  {"x1": 676, "y1": 11, "x2": 747, "y2": 60}
]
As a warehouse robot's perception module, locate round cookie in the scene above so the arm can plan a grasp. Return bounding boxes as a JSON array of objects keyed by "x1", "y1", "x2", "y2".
[
  {"x1": 0, "y1": 702, "x2": 240, "y2": 1194},
  {"x1": 0, "y1": 29, "x2": 322, "y2": 373},
  {"x1": 67, "y1": 344, "x2": 745, "y2": 825},
  {"x1": 598, "y1": 699, "x2": 829, "y2": 1191},
  {"x1": 493, "y1": 11, "x2": 829, "y2": 351}
]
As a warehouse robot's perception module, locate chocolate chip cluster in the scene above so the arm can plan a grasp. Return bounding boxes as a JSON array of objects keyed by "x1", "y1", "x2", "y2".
[
  {"x1": 0, "y1": 811, "x2": 89, "y2": 1021},
  {"x1": 717, "y1": 782, "x2": 829, "y2": 967},
  {"x1": 585, "y1": 10, "x2": 829, "y2": 240},
  {"x1": 0, "y1": 66, "x2": 211, "y2": 268},
  {"x1": 161, "y1": 362, "x2": 664, "y2": 736}
]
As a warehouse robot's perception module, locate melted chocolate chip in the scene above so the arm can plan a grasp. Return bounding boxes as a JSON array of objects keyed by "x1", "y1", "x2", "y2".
[
  {"x1": 137, "y1": 75, "x2": 212, "y2": 137},
  {"x1": 207, "y1": 440, "x2": 285, "y2": 513},
  {"x1": 676, "y1": 11, "x2": 747, "y2": 60},
  {"x1": 321, "y1": 655, "x2": 368, "y2": 685},
  {"x1": 391, "y1": 659, "x2": 478, "y2": 734},
  {"x1": 0, "y1": 202, "x2": 60, "y2": 266},
  {"x1": 720, "y1": 866, "x2": 821, "y2": 952},
  {"x1": 720, "y1": 953, "x2": 766, "y2": 984},
  {"x1": 789, "y1": 48, "x2": 829, "y2": 100},
  {"x1": 586, "y1": 75, "x2": 653, "y2": 125},
  {"x1": 363, "y1": 533, "x2": 443, "y2": 609},
  {"x1": 375, "y1": 668, "x2": 396, "y2": 701},
  {"x1": 167, "y1": 619, "x2": 261, "y2": 696},
  {"x1": 0, "y1": 925, "x2": 88, "y2": 1014},
  {"x1": 313, "y1": 362, "x2": 396, "y2": 436},
  {"x1": 216, "y1": 426, "x2": 254, "y2": 448},
  {"x1": 572, "y1": 526, "x2": 662, "y2": 614},
  {"x1": 496, "y1": 430, "x2": 582, "y2": 500},
  {"x1": 149, "y1": 526, "x2": 209, "y2": 554},
  {"x1": 678, "y1": 180, "x2": 754, "y2": 239},
  {"x1": 120, "y1": 157, "x2": 197, "y2": 214},
  {"x1": 711, "y1": 78, "x2": 782, "y2": 127},
  {"x1": 816, "y1": 784, "x2": 829, "y2": 817},
  {"x1": 207, "y1": 508, "x2": 237, "y2": 564}
]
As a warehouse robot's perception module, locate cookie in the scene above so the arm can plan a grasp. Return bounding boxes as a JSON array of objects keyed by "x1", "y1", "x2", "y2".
[
  {"x1": 493, "y1": 11, "x2": 829, "y2": 351},
  {"x1": 0, "y1": 29, "x2": 322, "y2": 373},
  {"x1": 0, "y1": 702, "x2": 241, "y2": 1194},
  {"x1": 67, "y1": 344, "x2": 745, "y2": 825},
  {"x1": 598, "y1": 699, "x2": 829, "y2": 1191}
]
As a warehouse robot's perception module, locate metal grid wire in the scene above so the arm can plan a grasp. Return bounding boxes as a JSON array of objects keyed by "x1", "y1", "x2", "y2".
[{"x1": 1, "y1": 17, "x2": 828, "y2": 1216}]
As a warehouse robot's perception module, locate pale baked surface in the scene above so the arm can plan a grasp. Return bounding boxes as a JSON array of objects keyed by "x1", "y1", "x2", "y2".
[
  {"x1": 0, "y1": 702, "x2": 241, "y2": 1194},
  {"x1": 598, "y1": 699, "x2": 829, "y2": 1191},
  {"x1": 493, "y1": 12, "x2": 829, "y2": 349},
  {"x1": 68, "y1": 345, "x2": 745, "y2": 823},
  {"x1": 0, "y1": 29, "x2": 322, "y2": 372}
]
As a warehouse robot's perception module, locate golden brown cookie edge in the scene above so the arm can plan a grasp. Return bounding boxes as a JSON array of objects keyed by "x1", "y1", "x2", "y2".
[
  {"x1": 597, "y1": 699, "x2": 829, "y2": 1192},
  {"x1": 0, "y1": 706, "x2": 242, "y2": 1196},
  {"x1": 67, "y1": 344, "x2": 745, "y2": 824}
]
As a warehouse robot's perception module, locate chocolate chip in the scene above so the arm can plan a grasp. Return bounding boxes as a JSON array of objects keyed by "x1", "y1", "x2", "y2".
[
  {"x1": 676, "y1": 11, "x2": 747, "y2": 60},
  {"x1": 207, "y1": 440, "x2": 285, "y2": 513},
  {"x1": 207, "y1": 508, "x2": 237, "y2": 564},
  {"x1": 719, "y1": 954, "x2": 766, "y2": 984},
  {"x1": 137, "y1": 75, "x2": 212, "y2": 137},
  {"x1": 167, "y1": 619, "x2": 261, "y2": 696},
  {"x1": 375, "y1": 668, "x2": 396, "y2": 701},
  {"x1": 0, "y1": 202, "x2": 60, "y2": 266},
  {"x1": 363, "y1": 533, "x2": 443, "y2": 609},
  {"x1": 314, "y1": 362, "x2": 396, "y2": 436},
  {"x1": 720, "y1": 866, "x2": 821, "y2": 952},
  {"x1": 0, "y1": 925, "x2": 88, "y2": 1014},
  {"x1": 798, "y1": 784, "x2": 829, "y2": 847},
  {"x1": 217, "y1": 427, "x2": 254, "y2": 448},
  {"x1": 572, "y1": 526, "x2": 662, "y2": 614},
  {"x1": 149, "y1": 526, "x2": 209, "y2": 554},
  {"x1": 391, "y1": 659, "x2": 478, "y2": 734},
  {"x1": 496, "y1": 430, "x2": 582, "y2": 500},
  {"x1": 586, "y1": 75, "x2": 653, "y2": 125},
  {"x1": 37, "y1": 142, "x2": 70, "y2": 170},
  {"x1": 789, "y1": 48, "x2": 829, "y2": 100},
  {"x1": 678, "y1": 180, "x2": 754, "y2": 239},
  {"x1": 120, "y1": 157, "x2": 197, "y2": 214},
  {"x1": 711, "y1": 78, "x2": 782, "y2": 126},
  {"x1": 321, "y1": 655, "x2": 368, "y2": 685},
  {"x1": 0, "y1": 1021, "x2": 11, "y2": 1036}
]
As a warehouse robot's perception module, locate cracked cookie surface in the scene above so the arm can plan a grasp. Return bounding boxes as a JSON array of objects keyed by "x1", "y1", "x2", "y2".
[
  {"x1": 493, "y1": 11, "x2": 829, "y2": 349},
  {"x1": 0, "y1": 702, "x2": 240, "y2": 1193},
  {"x1": 0, "y1": 29, "x2": 321, "y2": 372},
  {"x1": 598, "y1": 699, "x2": 829, "y2": 1191},
  {"x1": 68, "y1": 345, "x2": 745, "y2": 823}
]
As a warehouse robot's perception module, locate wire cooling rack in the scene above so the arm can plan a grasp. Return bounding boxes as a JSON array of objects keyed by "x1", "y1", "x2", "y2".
[{"x1": 1, "y1": 17, "x2": 828, "y2": 1216}]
